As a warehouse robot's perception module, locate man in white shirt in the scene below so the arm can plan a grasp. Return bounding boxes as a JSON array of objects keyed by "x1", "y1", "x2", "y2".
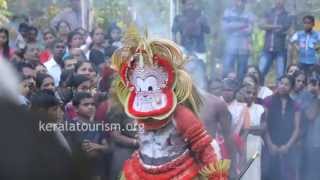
[
  {"x1": 43, "y1": 40, "x2": 66, "y2": 86},
  {"x1": 44, "y1": 57, "x2": 61, "y2": 86}
]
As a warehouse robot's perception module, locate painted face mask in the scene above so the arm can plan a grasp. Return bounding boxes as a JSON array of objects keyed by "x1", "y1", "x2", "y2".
[
  {"x1": 111, "y1": 27, "x2": 200, "y2": 120},
  {"x1": 120, "y1": 52, "x2": 176, "y2": 120}
]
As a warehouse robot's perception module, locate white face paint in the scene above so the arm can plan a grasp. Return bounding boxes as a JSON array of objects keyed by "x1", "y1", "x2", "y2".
[{"x1": 132, "y1": 75, "x2": 168, "y2": 112}]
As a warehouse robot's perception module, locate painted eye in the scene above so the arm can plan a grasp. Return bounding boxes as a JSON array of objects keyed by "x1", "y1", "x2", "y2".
[
  {"x1": 145, "y1": 76, "x2": 158, "y2": 92},
  {"x1": 136, "y1": 78, "x2": 145, "y2": 91},
  {"x1": 134, "y1": 76, "x2": 159, "y2": 92}
]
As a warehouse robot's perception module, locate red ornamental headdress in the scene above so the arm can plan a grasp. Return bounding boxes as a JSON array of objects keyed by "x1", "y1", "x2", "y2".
[{"x1": 111, "y1": 26, "x2": 202, "y2": 120}]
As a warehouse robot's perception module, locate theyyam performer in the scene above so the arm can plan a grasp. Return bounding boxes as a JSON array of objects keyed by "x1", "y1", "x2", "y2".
[{"x1": 111, "y1": 26, "x2": 230, "y2": 180}]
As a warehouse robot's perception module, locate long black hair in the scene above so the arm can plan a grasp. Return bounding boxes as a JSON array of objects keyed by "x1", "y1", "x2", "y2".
[
  {"x1": 278, "y1": 75, "x2": 294, "y2": 89},
  {"x1": 35, "y1": 73, "x2": 54, "y2": 90},
  {"x1": 106, "y1": 23, "x2": 121, "y2": 43},
  {"x1": 247, "y1": 65, "x2": 263, "y2": 85},
  {"x1": 67, "y1": 31, "x2": 82, "y2": 48},
  {"x1": 74, "y1": 61, "x2": 97, "y2": 74},
  {"x1": 292, "y1": 70, "x2": 307, "y2": 88},
  {"x1": 0, "y1": 28, "x2": 10, "y2": 59},
  {"x1": 55, "y1": 20, "x2": 71, "y2": 32}
]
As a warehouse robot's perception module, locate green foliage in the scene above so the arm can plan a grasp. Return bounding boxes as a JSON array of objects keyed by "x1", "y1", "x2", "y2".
[
  {"x1": 93, "y1": 0, "x2": 129, "y2": 29},
  {"x1": 0, "y1": 0, "x2": 11, "y2": 26},
  {"x1": 251, "y1": 26, "x2": 265, "y2": 65},
  {"x1": 0, "y1": 0, "x2": 7, "y2": 9},
  {"x1": 93, "y1": 0, "x2": 171, "y2": 33}
]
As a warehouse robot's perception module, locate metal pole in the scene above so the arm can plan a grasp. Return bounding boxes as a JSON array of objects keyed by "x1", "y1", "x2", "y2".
[
  {"x1": 80, "y1": 0, "x2": 84, "y2": 29},
  {"x1": 88, "y1": 0, "x2": 93, "y2": 31},
  {"x1": 169, "y1": 0, "x2": 178, "y2": 40},
  {"x1": 237, "y1": 152, "x2": 260, "y2": 180}
]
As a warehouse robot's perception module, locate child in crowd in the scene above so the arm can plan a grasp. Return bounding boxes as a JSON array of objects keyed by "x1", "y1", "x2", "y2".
[
  {"x1": 72, "y1": 92, "x2": 110, "y2": 180},
  {"x1": 64, "y1": 74, "x2": 92, "y2": 121},
  {"x1": 291, "y1": 15, "x2": 320, "y2": 74}
]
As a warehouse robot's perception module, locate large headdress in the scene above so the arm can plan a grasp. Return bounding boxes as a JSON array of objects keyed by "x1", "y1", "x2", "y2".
[{"x1": 111, "y1": 26, "x2": 201, "y2": 120}]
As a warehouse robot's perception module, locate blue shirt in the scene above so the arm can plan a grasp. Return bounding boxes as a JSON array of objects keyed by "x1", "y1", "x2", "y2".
[{"x1": 291, "y1": 31, "x2": 320, "y2": 64}]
